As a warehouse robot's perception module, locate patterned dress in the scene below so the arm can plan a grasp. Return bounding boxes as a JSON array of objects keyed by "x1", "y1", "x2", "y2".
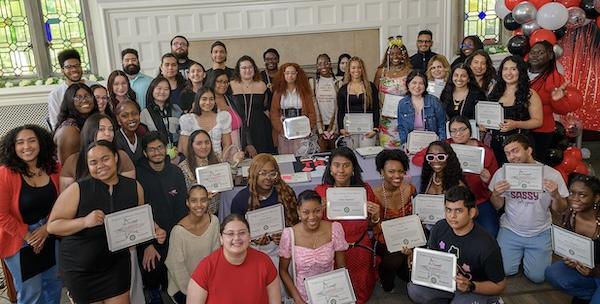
[{"x1": 379, "y1": 73, "x2": 407, "y2": 148}]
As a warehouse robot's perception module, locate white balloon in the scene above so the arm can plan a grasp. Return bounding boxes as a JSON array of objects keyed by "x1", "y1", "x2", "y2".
[
  {"x1": 495, "y1": 0, "x2": 511, "y2": 19},
  {"x1": 553, "y1": 44, "x2": 564, "y2": 59},
  {"x1": 557, "y1": 62, "x2": 565, "y2": 75},
  {"x1": 537, "y1": 3, "x2": 569, "y2": 31}
]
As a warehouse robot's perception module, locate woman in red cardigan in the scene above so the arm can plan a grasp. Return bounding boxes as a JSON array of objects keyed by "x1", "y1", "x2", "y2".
[
  {"x1": 314, "y1": 146, "x2": 381, "y2": 304},
  {"x1": 528, "y1": 41, "x2": 582, "y2": 164},
  {"x1": 0, "y1": 125, "x2": 62, "y2": 303}
]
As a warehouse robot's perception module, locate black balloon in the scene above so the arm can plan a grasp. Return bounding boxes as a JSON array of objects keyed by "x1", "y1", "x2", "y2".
[
  {"x1": 554, "y1": 26, "x2": 567, "y2": 40},
  {"x1": 503, "y1": 13, "x2": 521, "y2": 31},
  {"x1": 545, "y1": 149, "x2": 564, "y2": 167},
  {"x1": 508, "y1": 35, "x2": 530, "y2": 56},
  {"x1": 581, "y1": 0, "x2": 600, "y2": 19}
]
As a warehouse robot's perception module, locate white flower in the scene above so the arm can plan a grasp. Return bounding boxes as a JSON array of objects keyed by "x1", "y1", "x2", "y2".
[
  {"x1": 88, "y1": 74, "x2": 97, "y2": 81},
  {"x1": 35, "y1": 79, "x2": 43, "y2": 86},
  {"x1": 5, "y1": 82, "x2": 14, "y2": 88},
  {"x1": 18, "y1": 79, "x2": 32, "y2": 87},
  {"x1": 45, "y1": 77, "x2": 55, "y2": 85}
]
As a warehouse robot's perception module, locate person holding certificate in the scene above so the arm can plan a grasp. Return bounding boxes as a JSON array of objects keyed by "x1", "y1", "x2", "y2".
[
  {"x1": 545, "y1": 174, "x2": 600, "y2": 303},
  {"x1": 373, "y1": 36, "x2": 411, "y2": 149},
  {"x1": 372, "y1": 149, "x2": 417, "y2": 292},
  {"x1": 407, "y1": 185, "x2": 506, "y2": 303},
  {"x1": 186, "y1": 214, "x2": 281, "y2": 303},
  {"x1": 278, "y1": 190, "x2": 349, "y2": 303},
  {"x1": 312, "y1": 53, "x2": 341, "y2": 152},
  {"x1": 165, "y1": 185, "x2": 220, "y2": 304},
  {"x1": 425, "y1": 54, "x2": 450, "y2": 98},
  {"x1": 314, "y1": 146, "x2": 381, "y2": 303},
  {"x1": 47, "y1": 140, "x2": 167, "y2": 303},
  {"x1": 489, "y1": 134, "x2": 568, "y2": 283},
  {"x1": 270, "y1": 63, "x2": 317, "y2": 154},
  {"x1": 0, "y1": 125, "x2": 62, "y2": 303},
  {"x1": 420, "y1": 141, "x2": 465, "y2": 195},
  {"x1": 439, "y1": 63, "x2": 486, "y2": 120},
  {"x1": 336, "y1": 56, "x2": 380, "y2": 148},
  {"x1": 397, "y1": 70, "x2": 447, "y2": 146},
  {"x1": 484, "y1": 56, "x2": 542, "y2": 165}
]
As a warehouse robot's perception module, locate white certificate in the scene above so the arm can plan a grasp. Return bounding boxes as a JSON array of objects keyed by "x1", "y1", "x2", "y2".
[
  {"x1": 305, "y1": 268, "x2": 357, "y2": 304},
  {"x1": 195, "y1": 163, "x2": 234, "y2": 193},
  {"x1": 381, "y1": 215, "x2": 427, "y2": 252},
  {"x1": 245, "y1": 204, "x2": 285, "y2": 239},
  {"x1": 283, "y1": 116, "x2": 311, "y2": 139},
  {"x1": 475, "y1": 101, "x2": 503, "y2": 130},
  {"x1": 552, "y1": 225, "x2": 595, "y2": 269},
  {"x1": 450, "y1": 144, "x2": 485, "y2": 174},
  {"x1": 381, "y1": 94, "x2": 403, "y2": 118},
  {"x1": 503, "y1": 163, "x2": 544, "y2": 192},
  {"x1": 407, "y1": 131, "x2": 439, "y2": 154},
  {"x1": 326, "y1": 187, "x2": 368, "y2": 220},
  {"x1": 280, "y1": 172, "x2": 311, "y2": 184},
  {"x1": 344, "y1": 113, "x2": 373, "y2": 134},
  {"x1": 412, "y1": 248, "x2": 457, "y2": 292},
  {"x1": 104, "y1": 204, "x2": 156, "y2": 252},
  {"x1": 413, "y1": 194, "x2": 445, "y2": 225},
  {"x1": 273, "y1": 154, "x2": 296, "y2": 163},
  {"x1": 355, "y1": 146, "x2": 384, "y2": 158}
]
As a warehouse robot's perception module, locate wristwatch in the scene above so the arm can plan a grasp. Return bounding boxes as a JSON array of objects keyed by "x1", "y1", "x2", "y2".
[{"x1": 466, "y1": 281, "x2": 475, "y2": 293}]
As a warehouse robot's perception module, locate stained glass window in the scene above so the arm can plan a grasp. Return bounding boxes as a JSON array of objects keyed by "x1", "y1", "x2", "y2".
[
  {"x1": 464, "y1": 0, "x2": 501, "y2": 44},
  {"x1": 0, "y1": 0, "x2": 36, "y2": 77},
  {"x1": 0, "y1": 0, "x2": 90, "y2": 78}
]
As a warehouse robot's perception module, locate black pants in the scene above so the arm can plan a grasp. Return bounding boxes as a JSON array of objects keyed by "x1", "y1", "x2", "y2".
[
  {"x1": 137, "y1": 245, "x2": 168, "y2": 290},
  {"x1": 376, "y1": 242, "x2": 410, "y2": 292}
]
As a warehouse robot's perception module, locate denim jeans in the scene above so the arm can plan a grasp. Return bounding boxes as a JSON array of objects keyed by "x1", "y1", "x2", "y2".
[
  {"x1": 407, "y1": 282, "x2": 502, "y2": 304},
  {"x1": 497, "y1": 227, "x2": 552, "y2": 283},
  {"x1": 475, "y1": 201, "x2": 499, "y2": 238},
  {"x1": 545, "y1": 260, "x2": 600, "y2": 301}
]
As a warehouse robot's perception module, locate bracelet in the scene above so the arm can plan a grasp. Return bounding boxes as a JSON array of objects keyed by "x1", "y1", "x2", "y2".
[{"x1": 371, "y1": 216, "x2": 381, "y2": 224}]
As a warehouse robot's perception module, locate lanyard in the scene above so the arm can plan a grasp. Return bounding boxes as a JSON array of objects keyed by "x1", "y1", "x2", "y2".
[{"x1": 243, "y1": 93, "x2": 253, "y2": 127}]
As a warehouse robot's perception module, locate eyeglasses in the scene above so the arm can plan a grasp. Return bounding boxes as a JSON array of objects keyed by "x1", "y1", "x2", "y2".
[
  {"x1": 146, "y1": 145, "x2": 165, "y2": 153},
  {"x1": 258, "y1": 171, "x2": 279, "y2": 179},
  {"x1": 426, "y1": 153, "x2": 448, "y2": 162},
  {"x1": 222, "y1": 230, "x2": 249, "y2": 238},
  {"x1": 417, "y1": 40, "x2": 432, "y2": 44},
  {"x1": 73, "y1": 95, "x2": 92, "y2": 102},
  {"x1": 63, "y1": 64, "x2": 81, "y2": 70},
  {"x1": 450, "y1": 126, "x2": 469, "y2": 135}
]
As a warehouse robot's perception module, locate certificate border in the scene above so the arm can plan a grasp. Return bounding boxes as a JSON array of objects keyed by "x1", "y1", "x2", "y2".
[
  {"x1": 551, "y1": 224, "x2": 595, "y2": 269},
  {"x1": 412, "y1": 194, "x2": 446, "y2": 225},
  {"x1": 355, "y1": 146, "x2": 384, "y2": 158},
  {"x1": 283, "y1": 116, "x2": 311, "y2": 139},
  {"x1": 343, "y1": 113, "x2": 373, "y2": 134},
  {"x1": 305, "y1": 268, "x2": 357, "y2": 304},
  {"x1": 245, "y1": 203, "x2": 285, "y2": 239},
  {"x1": 104, "y1": 204, "x2": 156, "y2": 252},
  {"x1": 381, "y1": 214, "x2": 427, "y2": 252},
  {"x1": 450, "y1": 144, "x2": 485, "y2": 174},
  {"x1": 326, "y1": 187, "x2": 368, "y2": 220},
  {"x1": 195, "y1": 162, "x2": 234, "y2": 193},
  {"x1": 407, "y1": 131, "x2": 439, "y2": 154},
  {"x1": 475, "y1": 101, "x2": 503, "y2": 130},
  {"x1": 503, "y1": 163, "x2": 544, "y2": 192},
  {"x1": 381, "y1": 93, "x2": 402, "y2": 118},
  {"x1": 411, "y1": 248, "x2": 457, "y2": 293}
]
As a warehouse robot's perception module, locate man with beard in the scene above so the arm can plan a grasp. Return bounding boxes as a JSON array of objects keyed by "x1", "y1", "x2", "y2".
[
  {"x1": 410, "y1": 30, "x2": 437, "y2": 72},
  {"x1": 260, "y1": 48, "x2": 280, "y2": 91},
  {"x1": 48, "y1": 49, "x2": 96, "y2": 130},
  {"x1": 136, "y1": 131, "x2": 187, "y2": 303},
  {"x1": 170, "y1": 35, "x2": 193, "y2": 80},
  {"x1": 204, "y1": 41, "x2": 235, "y2": 86},
  {"x1": 121, "y1": 48, "x2": 153, "y2": 108}
]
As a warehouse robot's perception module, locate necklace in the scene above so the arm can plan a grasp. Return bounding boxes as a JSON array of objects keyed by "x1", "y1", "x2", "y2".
[
  {"x1": 432, "y1": 173, "x2": 442, "y2": 185},
  {"x1": 27, "y1": 167, "x2": 43, "y2": 177},
  {"x1": 259, "y1": 188, "x2": 273, "y2": 201},
  {"x1": 452, "y1": 99, "x2": 464, "y2": 111},
  {"x1": 382, "y1": 183, "x2": 405, "y2": 219}
]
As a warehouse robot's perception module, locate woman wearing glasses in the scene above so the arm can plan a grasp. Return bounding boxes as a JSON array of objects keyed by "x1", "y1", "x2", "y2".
[
  {"x1": 450, "y1": 35, "x2": 483, "y2": 69},
  {"x1": 420, "y1": 141, "x2": 465, "y2": 195},
  {"x1": 165, "y1": 185, "x2": 220, "y2": 304},
  {"x1": 186, "y1": 214, "x2": 281, "y2": 303},
  {"x1": 314, "y1": 147, "x2": 381, "y2": 303}
]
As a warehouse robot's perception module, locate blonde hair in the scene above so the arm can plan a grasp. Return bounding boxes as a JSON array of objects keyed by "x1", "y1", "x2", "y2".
[
  {"x1": 425, "y1": 55, "x2": 450, "y2": 81},
  {"x1": 343, "y1": 56, "x2": 373, "y2": 109}
]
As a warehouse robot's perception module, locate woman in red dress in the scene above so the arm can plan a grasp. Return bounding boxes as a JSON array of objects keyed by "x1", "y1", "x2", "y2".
[{"x1": 314, "y1": 146, "x2": 381, "y2": 303}]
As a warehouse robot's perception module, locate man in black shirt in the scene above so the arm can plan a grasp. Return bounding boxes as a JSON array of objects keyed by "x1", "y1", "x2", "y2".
[
  {"x1": 204, "y1": 41, "x2": 235, "y2": 86},
  {"x1": 410, "y1": 30, "x2": 437, "y2": 72},
  {"x1": 407, "y1": 185, "x2": 506, "y2": 303},
  {"x1": 171, "y1": 35, "x2": 193, "y2": 79}
]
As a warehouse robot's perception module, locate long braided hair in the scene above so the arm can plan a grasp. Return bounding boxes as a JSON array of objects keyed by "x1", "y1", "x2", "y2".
[{"x1": 247, "y1": 153, "x2": 299, "y2": 226}]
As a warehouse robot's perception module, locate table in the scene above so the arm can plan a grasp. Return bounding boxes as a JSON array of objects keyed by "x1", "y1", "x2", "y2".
[{"x1": 218, "y1": 151, "x2": 423, "y2": 221}]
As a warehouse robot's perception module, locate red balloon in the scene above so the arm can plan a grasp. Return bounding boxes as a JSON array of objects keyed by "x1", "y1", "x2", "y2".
[
  {"x1": 573, "y1": 162, "x2": 590, "y2": 175},
  {"x1": 556, "y1": 0, "x2": 582, "y2": 8},
  {"x1": 564, "y1": 146, "x2": 583, "y2": 161},
  {"x1": 529, "y1": 0, "x2": 552, "y2": 8},
  {"x1": 505, "y1": 0, "x2": 524, "y2": 11},
  {"x1": 529, "y1": 29, "x2": 557, "y2": 46},
  {"x1": 562, "y1": 154, "x2": 579, "y2": 172},
  {"x1": 554, "y1": 164, "x2": 570, "y2": 182},
  {"x1": 597, "y1": 16, "x2": 600, "y2": 28},
  {"x1": 565, "y1": 87, "x2": 584, "y2": 110},
  {"x1": 513, "y1": 28, "x2": 524, "y2": 36}
]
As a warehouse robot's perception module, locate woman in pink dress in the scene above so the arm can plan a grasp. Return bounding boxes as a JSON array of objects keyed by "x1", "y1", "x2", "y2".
[{"x1": 279, "y1": 190, "x2": 348, "y2": 303}]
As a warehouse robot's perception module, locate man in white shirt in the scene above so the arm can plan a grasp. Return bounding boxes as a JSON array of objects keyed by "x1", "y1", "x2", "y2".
[
  {"x1": 47, "y1": 49, "x2": 95, "y2": 130},
  {"x1": 121, "y1": 48, "x2": 153, "y2": 108},
  {"x1": 489, "y1": 134, "x2": 568, "y2": 283}
]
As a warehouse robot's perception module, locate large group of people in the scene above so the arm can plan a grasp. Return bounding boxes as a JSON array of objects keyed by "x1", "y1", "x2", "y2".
[{"x1": 0, "y1": 28, "x2": 594, "y2": 304}]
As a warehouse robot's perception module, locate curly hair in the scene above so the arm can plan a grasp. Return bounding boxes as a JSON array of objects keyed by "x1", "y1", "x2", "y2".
[
  {"x1": 247, "y1": 154, "x2": 299, "y2": 226},
  {"x1": 185, "y1": 129, "x2": 219, "y2": 174},
  {"x1": 465, "y1": 50, "x2": 496, "y2": 93},
  {"x1": 0, "y1": 125, "x2": 58, "y2": 176},
  {"x1": 343, "y1": 56, "x2": 374, "y2": 109},
  {"x1": 322, "y1": 146, "x2": 365, "y2": 186},
  {"x1": 55, "y1": 83, "x2": 98, "y2": 130},
  {"x1": 107, "y1": 70, "x2": 137, "y2": 109},
  {"x1": 488, "y1": 56, "x2": 531, "y2": 112},
  {"x1": 377, "y1": 44, "x2": 412, "y2": 71},
  {"x1": 420, "y1": 141, "x2": 465, "y2": 193},
  {"x1": 426, "y1": 55, "x2": 450, "y2": 81},
  {"x1": 439, "y1": 63, "x2": 479, "y2": 110},
  {"x1": 272, "y1": 63, "x2": 313, "y2": 106},
  {"x1": 232, "y1": 55, "x2": 262, "y2": 82}
]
